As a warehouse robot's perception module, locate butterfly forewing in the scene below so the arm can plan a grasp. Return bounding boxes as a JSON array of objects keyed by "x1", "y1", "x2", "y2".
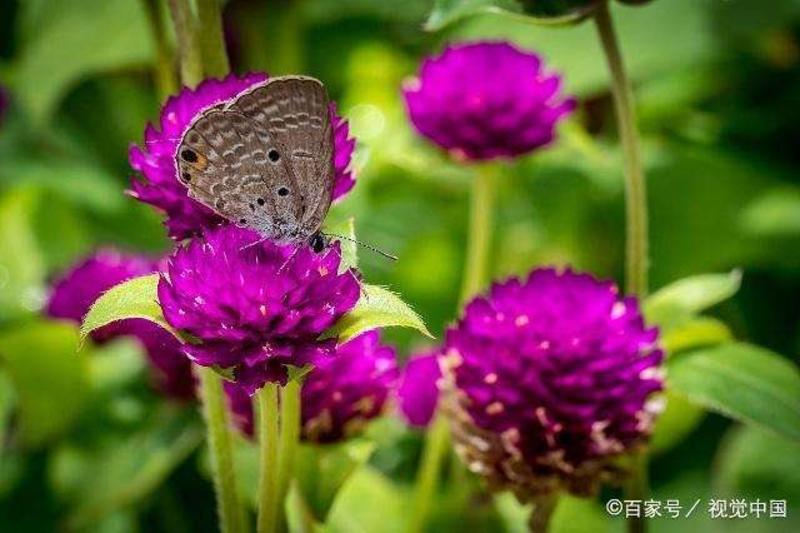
[{"x1": 227, "y1": 76, "x2": 335, "y2": 239}]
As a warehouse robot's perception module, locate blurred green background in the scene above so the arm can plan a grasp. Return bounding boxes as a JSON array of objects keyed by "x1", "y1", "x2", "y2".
[{"x1": 0, "y1": 0, "x2": 799, "y2": 531}]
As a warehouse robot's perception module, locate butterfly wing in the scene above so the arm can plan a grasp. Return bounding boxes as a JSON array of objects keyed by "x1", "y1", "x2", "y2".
[
  {"x1": 227, "y1": 76, "x2": 335, "y2": 240},
  {"x1": 176, "y1": 107, "x2": 304, "y2": 239}
]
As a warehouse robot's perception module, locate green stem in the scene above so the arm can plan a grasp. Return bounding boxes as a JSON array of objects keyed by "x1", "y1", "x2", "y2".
[
  {"x1": 406, "y1": 415, "x2": 451, "y2": 533},
  {"x1": 594, "y1": 4, "x2": 650, "y2": 533},
  {"x1": 141, "y1": 0, "x2": 177, "y2": 99},
  {"x1": 276, "y1": 380, "x2": 302, "y2": 532},
  {"x1": 528, "y1": 493, "x2": 559, "y2": 533},
  {"x1": 257, "y1": 384, "x2": 281, "y2": 533},
  {"x1": 196, "y1": 0, "x2": 230, "y2": 77},
  {"x1": 624, "y1": 452, "x2": 648, "y2": 533},
  {"x1": 594, "y1": 1, "x2": 649, "y2": 297},
  {"x1": 167, "y1": 0, "x2": 203, "y2": 86},
  {"x1": 407, "y1": 164, "x2": 497, "y2": 533},
  {"x1": 199, "y1": 368, "x2": 247, "y2": 533},
  {"x1": 459, "y1": 164, "x2": 497, "y2": 304}
]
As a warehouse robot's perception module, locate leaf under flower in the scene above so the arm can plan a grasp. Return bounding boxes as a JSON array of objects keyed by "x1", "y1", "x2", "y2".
[
  {"x1": 80, "y1": 274, "x2": 179, "y2": 343},
  {"x1": 322, "y1": 284, "x2": 433, "y2": 344}
]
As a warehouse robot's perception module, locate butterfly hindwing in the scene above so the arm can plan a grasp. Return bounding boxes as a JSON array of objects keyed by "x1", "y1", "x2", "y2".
[{"x1": 227, "y1": 76, "x2": 335, "y2": 239}]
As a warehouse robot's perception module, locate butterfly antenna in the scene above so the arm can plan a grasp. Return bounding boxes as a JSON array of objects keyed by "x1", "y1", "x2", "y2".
[{"x1": 325, "y1": 233, "x2": 398, "y2": 261}]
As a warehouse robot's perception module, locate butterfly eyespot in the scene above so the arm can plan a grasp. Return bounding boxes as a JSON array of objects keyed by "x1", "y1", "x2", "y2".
[
  {"x1": 257, "y1": 198, "x2": 266, "y2": 206},
  {"x1": 239, "y1": 218, "x2": 247, "y2": 224},
  {"x1": 181, "y1": 149, "x2": 198, "y2": 163},
  {"x1": 181, "y1": 172, "x2": 191, "y2": 182},
  {"x1": 268, "y1": 149, "x2": 280, "y2": 162},
  {"x1": 277, "y1": 187, "x2": 290, "y2": 197},
  {"x1": 249, "y1": 204, "x2": 255, "y2": 211}
]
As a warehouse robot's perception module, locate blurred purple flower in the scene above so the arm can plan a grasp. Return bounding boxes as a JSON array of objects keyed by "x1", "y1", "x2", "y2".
[
  {"x1": 225, "y1": 331, "x2": 398, "y2": 443},
  {"x1": 397, "y1": 349, "x2": 442, "y2": 428},
  {"x1": 442, "y1": 267, "x2": 664, "y2": 499},
  {"x1": 403, "y1": 41, "x2": 575, "y2": 161},
  {"x1": 302, "y1": 330, "x2": 398, "y2": 443},
  {"x1": 47, "y1": 250, "x2": 195, "y2": 400},
  {"x1": 129, "y1": 73, "x2": 356, "y2": 240},
  {"x1": 158, "y1": 225, "x2": 360, "y2": 394}
]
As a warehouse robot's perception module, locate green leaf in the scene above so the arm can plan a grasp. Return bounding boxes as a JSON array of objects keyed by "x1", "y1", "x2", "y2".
[
  {"x1": 661, "y1": 316, "x2": 732, "y2": 355},
  {"x1": 644, "y1": 270, "x2": 742, "y2": 328},
  {"x1": 741, "y1": 186, "x2": 800, "y2": 237},
  {"x1": 65, "y1": 406, "x2": 203, "y2": 529},
  {"x1": 0, "y1": 188, "x2": 46, "y2": 320},
  {"x1": 650, "y1": 390, "x2": 705, "y2": 454},
  {"x1": 0, "y1": 321, "x2": 90, "y2": 448},
  {"x1": 295, "y1": 440, "x2": 376, "y2": 523},
  {"x1": 494, "y1": 492, "x2": 610, "y2": 533},
  {"x1": 322, "y1": 284, "x2": 432, "y2": 343},
  {"x1": 668, "y1": 343, "x2": 800, "y2": 442},
  {"x1": 10, "y1": 0, "x2": 154, "y2": 122},
  {"x1": 426, "y1": 0, "x2": 603, "y2": 30},
  {"x1": 715, "y1": 425, "x2": 800, "y2": 503},
  {"x1": 425, "y1": 0, "x2": 524, "y2": 31},
  {"x1": 80, "y1": 274, "x2": 178, "y2": 342},
  {"x1": 325, "y1": 217, "x2": 359, "y2": 272},
  {"x1": 324, "y1": 466, "x2": 405, "y2": 533}
]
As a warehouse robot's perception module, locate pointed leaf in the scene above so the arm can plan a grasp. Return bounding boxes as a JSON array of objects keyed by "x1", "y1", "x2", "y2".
[
  {"x1": 322, "y1": 284, "x2": 432, "y2": 343},
  {"x1": 295, "y1": 440, "x2": 376, "y2": 522},
  {"x1": 644, "y1": 270, "x2": 742, "y2": 328},
  {"x1": 668, "y1": 342, "x2": 800, "y2": 441},
  {"x1": 80, "y1": 274, "x2": 178, "y2": 342}
]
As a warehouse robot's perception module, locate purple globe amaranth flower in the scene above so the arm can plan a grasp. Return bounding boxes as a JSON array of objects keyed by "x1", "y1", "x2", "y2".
[
  {"x1": 441, "y1": 267, "x2": 664, "y2": 500},
  {"x1": 403, "y1": 41, "x2": 575, "y2": 161},
  {"x1": 302, "y1": 330, "x2": 399, "y2": 443},
  {"x1": 397, "y1": 349, "x2": 442, "y2": 428},
  {"x1": 158, "y1": 225, "x2": 360, "y2": 394},
  {"x1": 129, "y1": 73, "x2": 357, "y2": 240},
  {"x1": 47, "y1": 250, "x2": 195, "y2": 400},
  {"x1": 224, "y1": 331, "x2": 398, "y2": 443}
]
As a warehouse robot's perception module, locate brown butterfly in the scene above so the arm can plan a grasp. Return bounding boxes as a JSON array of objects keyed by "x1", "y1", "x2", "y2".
[{"x1": 175, "y1": 75, "x2": 333, "y2": 251}]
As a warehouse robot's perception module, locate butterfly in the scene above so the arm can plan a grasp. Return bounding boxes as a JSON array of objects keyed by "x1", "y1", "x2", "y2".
[{"x1": 175, "y1": 75, "x2": 334, "y2": 252}]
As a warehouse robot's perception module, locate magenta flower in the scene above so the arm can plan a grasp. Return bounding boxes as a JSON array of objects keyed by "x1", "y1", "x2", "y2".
[
  {"x1": 158, "y1": 225, "x2": 360, "y2": 394},
  {"x1": 129, "y1": 73, "x2": 357, "y2": 240},
  {"x1": 441, "y1": 268, "x2": 663, "y2": 499},
  {"x1": 397, "y1": 350, "x2": 442, "y2": 428},
  {"x1": 225, "y1": 331, "x2": 398, "y2": 442},
  {"x1": 403, "y1": 41, "x2": 575, "y2": 161},
  {"x1": 46, "y1": 250, "x2": 195, "y2": 400}
]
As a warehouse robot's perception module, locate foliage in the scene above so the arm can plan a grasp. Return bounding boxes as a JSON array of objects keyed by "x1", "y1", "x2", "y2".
[{"x1": 1, "y1": 0, "x2": 799, "y2": 531}]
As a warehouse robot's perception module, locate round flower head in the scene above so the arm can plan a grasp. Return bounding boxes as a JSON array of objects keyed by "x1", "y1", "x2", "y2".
[
  {"x1": 224, "y1": 331, "x2": 398, "y2": 443},
  {"x1": 403, "y1": 41, "x2": 575, "y2": 161},
  {"x1": 158, "y1": 225, "x2": 360, "y2": 394},
  {"x1": 441, "y1": 268, "x2": 663, "y2": 500},
  {"x1": 47, "y1": 250, "x2": 195, "y2": 400},
  {"x1": 302, "y1": 330, "x2": 399, "y2": 443},
  {"x1": 397, "y1": 349, "x2": 442, "y2": 428},
  {"x1": 129, "y1": 73, "x2": 357, "y2": 240}
]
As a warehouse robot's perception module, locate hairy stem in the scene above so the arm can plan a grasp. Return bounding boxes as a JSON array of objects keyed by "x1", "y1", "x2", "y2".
[
  {"x1": 594, "y1": 1, "x2": 649, "y2": 297},
  {"x1": 276, "y1": 380, "x2": 302, "y2": 532},
  {"x1": 167, "y1": 0, "x2": 203, "y2": 86},
  {"x1": 594, "y1": 3, "x2": 651, "y2": 533},
  {"x1": 406, "y1": 415, "x2": 451, "y2": 533},
  {"x1": 257, "y1": 384, "x2": 281, "y2": 533},
  {"x1": 528, "y1": 493, "x2": 559, "y2": 533},
  {"x1": 141, "y1": 0, "x2": 177, "y2": 98},
  {"x1": 460, "y1": 164, "x2": 497, "y2": 304},
  {"x1": 199, "y1": 368, "x2": 247, "y2": 533},
  {"x1": 196, "y1": 0, "x2": 230, "y2": 77}
]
